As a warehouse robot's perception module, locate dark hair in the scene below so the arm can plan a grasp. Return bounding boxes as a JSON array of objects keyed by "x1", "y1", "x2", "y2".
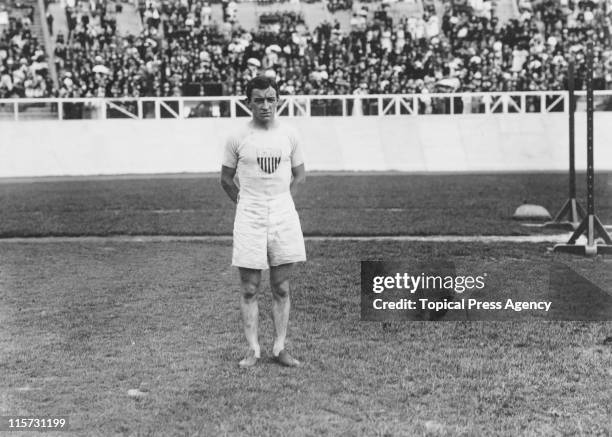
[{"x1": 245, "y1": 75, "x2": 279, "y2": 101}]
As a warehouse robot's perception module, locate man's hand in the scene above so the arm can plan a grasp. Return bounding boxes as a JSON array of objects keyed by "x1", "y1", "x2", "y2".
[
  {"x1": 220, "y1": 165, "x2": 239, "y2": 203},
  {"x1": 290, "y1": 164, "x2": 306, "y2": 198}
]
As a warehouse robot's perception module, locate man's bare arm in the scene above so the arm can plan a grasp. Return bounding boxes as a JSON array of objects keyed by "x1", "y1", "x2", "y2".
[
  {"x1": 220, "y1": 165, "x2": 239, "y2": 203},
  {"x1": 290, "y1": 164, "x2": 306, "y2": 198}
]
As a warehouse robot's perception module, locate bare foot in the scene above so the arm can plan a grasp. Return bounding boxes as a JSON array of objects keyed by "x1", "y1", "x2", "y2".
[
  {"x1": 274, "y1": 350, "x2": 300, "y2": 367},
  {"x1": 239, "y1": 351, "x2": 260, "y2": 368}
]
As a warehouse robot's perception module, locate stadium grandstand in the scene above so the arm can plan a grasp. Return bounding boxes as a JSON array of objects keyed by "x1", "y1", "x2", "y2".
[{"x1": 0, "y1": 0, "x2": 611, "y2": 101}]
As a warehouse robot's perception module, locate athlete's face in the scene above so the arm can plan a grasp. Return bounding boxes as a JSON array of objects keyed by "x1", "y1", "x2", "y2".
[{"x1": 249, "y1": 86, "x2": 278, "y2": 125}]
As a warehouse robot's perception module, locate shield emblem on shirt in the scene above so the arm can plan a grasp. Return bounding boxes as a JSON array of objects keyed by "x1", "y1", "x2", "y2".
[{"x1": 256, "y1": 149, "x2": 282, "y2": 174}]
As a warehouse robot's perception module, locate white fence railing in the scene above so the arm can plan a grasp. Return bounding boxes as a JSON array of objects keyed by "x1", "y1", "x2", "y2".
[{"x1": 1, "y1": 91, "x2": 612, "y2": 121}]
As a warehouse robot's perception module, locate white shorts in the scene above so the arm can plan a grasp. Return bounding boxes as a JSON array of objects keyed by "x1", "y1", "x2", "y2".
[{"x1": 232, "y1": 193, "x2": 307, "y2": 270}]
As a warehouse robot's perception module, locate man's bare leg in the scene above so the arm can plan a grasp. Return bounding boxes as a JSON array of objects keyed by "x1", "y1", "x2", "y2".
[
  {"x1": 270, "y1": 263, "x2": 300, "y2": 366},
  {"x1": 239, "y1": 267, "x2": 262, "y2": 367}
]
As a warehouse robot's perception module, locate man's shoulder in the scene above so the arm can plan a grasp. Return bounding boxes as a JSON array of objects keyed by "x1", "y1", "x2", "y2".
[
  {"x1": 275, "y1": 121, "x2": 299, "y2": 138},
  {"x1": 226, "y1": 122, "x2": 253, "y2": 144}
]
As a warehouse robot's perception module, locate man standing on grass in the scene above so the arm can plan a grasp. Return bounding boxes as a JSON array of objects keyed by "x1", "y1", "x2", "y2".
[{"x1": 220, "y1": 75, "x2": 306, "y2": 368}]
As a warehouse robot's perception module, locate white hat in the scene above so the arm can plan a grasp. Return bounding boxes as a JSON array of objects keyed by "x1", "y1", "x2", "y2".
[
  {"x1": 529, "y1": 59, "x2": 542, "y2": 69},
  {"x1": 247, "y1": 58, "x2": 261, "y2": 67}
]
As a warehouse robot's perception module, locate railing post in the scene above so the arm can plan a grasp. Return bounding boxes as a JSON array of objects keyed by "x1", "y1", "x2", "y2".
[
  {"x1": 13, "y1": 101, "x2": 18, "y2": 121},
  {"x1": 377, "y1": 96, "x2": 383, "y2": 116},
  {"x1": 342, "y1": 97, "x2": 347, "y2": 116},
  {"x1": 155, "y1": 100, "x2": 160, "y2": 119},
  {"x1": 412, "y1": 95, "x2": 418, "y2": 116},
  {"x1": 230, "y1": 97, "x2": 236, "y2": 118},
  {"x1": 541, "y1": 94, "x2": 546, "y2": 113},
  {"x1": 137, "y1": 100, "x2": 143, "y2": 119},
  {"x1": 178, "y1": 99, "x2": 185, "y2": 119},
  {"x1": 449, "y1": 95, "x2": 454, "y2": 114},
  {"x1": 100, "y1": 99, "x2": 107, "y2": 119},
  {"x1": 58, "y1": 100, "x2": 63, "y2": 120}
]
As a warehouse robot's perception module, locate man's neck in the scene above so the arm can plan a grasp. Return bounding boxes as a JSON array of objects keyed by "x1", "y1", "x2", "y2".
[{"x1": 251, "y1": 119, "x2": 278, "y2": 130}]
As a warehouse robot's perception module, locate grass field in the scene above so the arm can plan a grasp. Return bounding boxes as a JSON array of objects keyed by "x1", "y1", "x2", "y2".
[
  {"x1": 0, "y1": 172, "x2": 610, "y2": 237},
  {"x1": 1, "y1": 173, "x2": 612, "y2": 436}
]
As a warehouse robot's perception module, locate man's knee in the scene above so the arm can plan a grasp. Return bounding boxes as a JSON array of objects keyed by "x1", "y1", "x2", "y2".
[
  {"x1": 239, "y1": 268, "x2": 261, "y2": 300},
  {"x1": 271, "y1": 279, "x2": 290, "y2": 299},
  {"x1": 270, "y1": 263, "x2": 293, "y2": 299},
  {"x1": 241, "y1": 281, "x2": 260, "y2": 300}
]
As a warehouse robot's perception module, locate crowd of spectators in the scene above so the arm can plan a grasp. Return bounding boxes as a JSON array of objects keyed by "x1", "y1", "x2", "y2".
[
  {"x1": 0, "y1": 2, "x2": 53, "y2": 98},
  {"x1": 3, "y1": 0, "x2": 612, "y2": 99},
  {"x1": 440, "y1": 0, "x2": 612, "y2": 92},
  {"x1": 51, "y1": 3, "x2": 312, "y2": 97},
  {"x1": 51, "y1": 0, "x2": 126, "y2": 97}
]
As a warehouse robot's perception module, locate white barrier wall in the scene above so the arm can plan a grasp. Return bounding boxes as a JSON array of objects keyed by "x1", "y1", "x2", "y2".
[{"x1": 1, "y1": 113, "x2": 612, "y2": 177}]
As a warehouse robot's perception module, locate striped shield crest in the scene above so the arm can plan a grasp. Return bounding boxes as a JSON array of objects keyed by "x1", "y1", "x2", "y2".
[{"x1": 256, "y1": 150, "x2": 282, "y2": 174}]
